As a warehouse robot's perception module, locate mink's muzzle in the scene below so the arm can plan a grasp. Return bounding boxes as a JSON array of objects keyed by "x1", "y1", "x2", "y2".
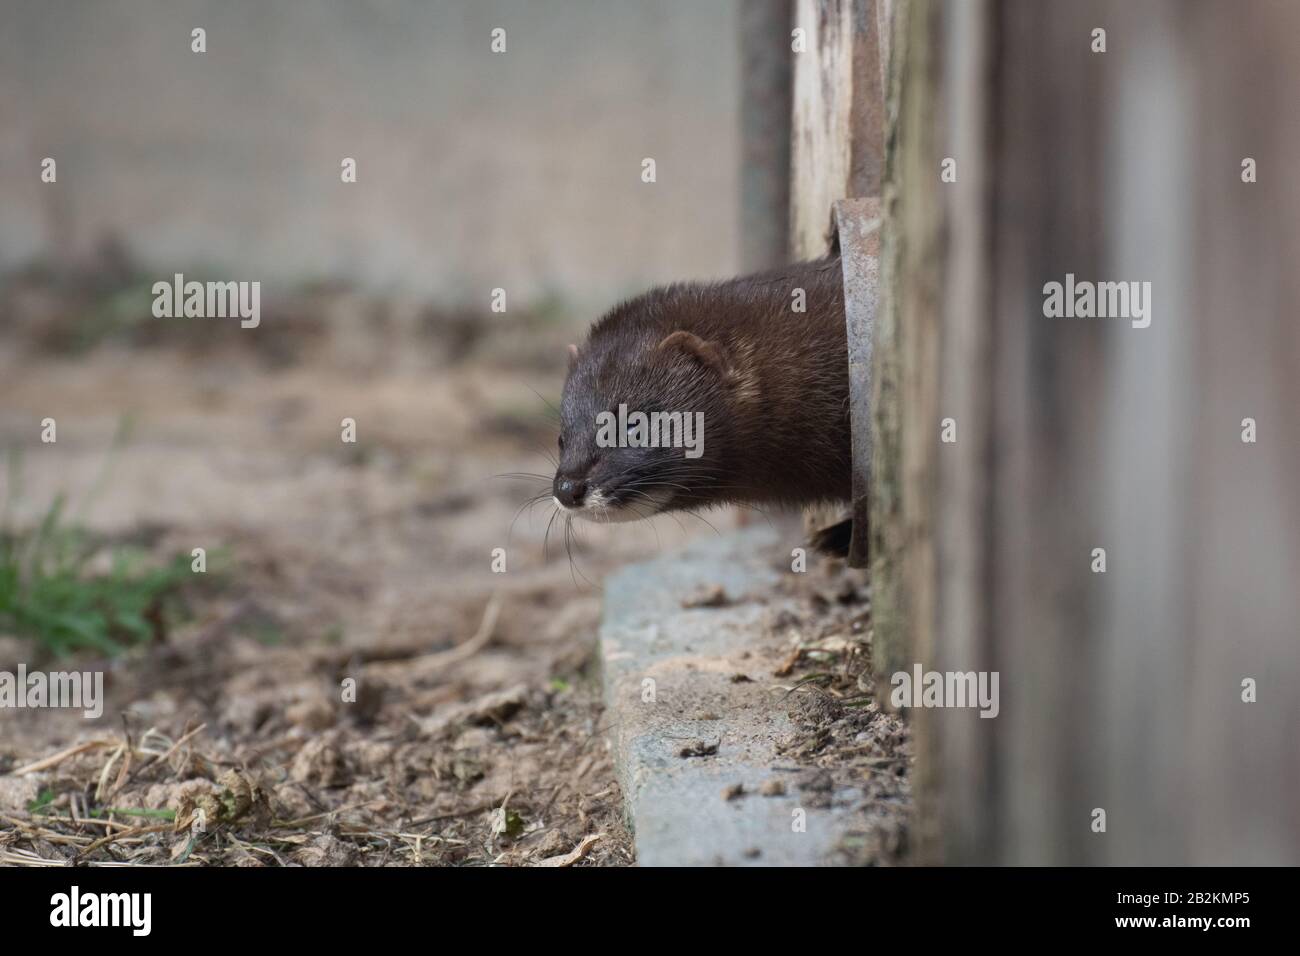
[{"x1": 553, "y1": 476, "x2": 587, "y2": 508}]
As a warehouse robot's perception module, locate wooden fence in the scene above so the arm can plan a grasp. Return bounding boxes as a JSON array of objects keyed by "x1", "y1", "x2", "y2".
[{"x1": 791, "y1": 0, "x2": 1300, "y2": 865}]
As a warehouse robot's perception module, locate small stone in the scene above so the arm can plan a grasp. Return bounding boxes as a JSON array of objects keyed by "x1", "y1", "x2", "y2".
[
  {"x1": 534, "y1": 829, "x2": 570, "y2": 858},
  {"x1": 678, "y1": 739, "x2": 719, "y2": 758},
  {"x1": 682, "y1": 584, "x2": 729, "y2": 608},
  {"x1": 286, "y1": 697, "x2": 335, "y2": 731}
]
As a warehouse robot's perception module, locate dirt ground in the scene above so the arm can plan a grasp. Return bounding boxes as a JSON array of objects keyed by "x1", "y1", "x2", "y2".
[{"x1": 0, "y1": 272, "x2": 909, "y2": 866}]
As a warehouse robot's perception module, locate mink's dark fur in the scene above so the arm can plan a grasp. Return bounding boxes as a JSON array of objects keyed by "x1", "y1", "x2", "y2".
[{"x1": 556, "y1": 256, "x2": 852, "y2": 522}]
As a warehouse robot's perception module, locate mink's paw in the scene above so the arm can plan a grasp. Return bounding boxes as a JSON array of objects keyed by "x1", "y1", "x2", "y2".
[{"x1": 809, "y1": 517, "x2": 853, "y2": 558}]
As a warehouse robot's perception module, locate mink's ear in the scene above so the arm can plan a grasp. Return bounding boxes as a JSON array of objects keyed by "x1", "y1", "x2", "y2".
[
  {"x1": 567, "y1": 343, "x2": 579, "y2": 370},
  {"x1": 656, "y1": 331, "x2": 735, "y2": 384}
]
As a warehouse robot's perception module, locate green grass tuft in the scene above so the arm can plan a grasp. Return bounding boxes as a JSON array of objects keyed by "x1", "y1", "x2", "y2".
[
  {"x1": 0, "y1": 435, "x2": 212, "y2": 658},
  {"x1": 0, "y1": 497, "x2": 197, "y2": 657}
]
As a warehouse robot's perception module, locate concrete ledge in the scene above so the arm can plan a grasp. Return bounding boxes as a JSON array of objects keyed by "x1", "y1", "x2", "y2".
[{"x1": 600, "y1": 526, "x2": 862, "y2": 866}]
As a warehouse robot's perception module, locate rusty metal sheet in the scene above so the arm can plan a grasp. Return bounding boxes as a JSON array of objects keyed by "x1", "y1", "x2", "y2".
[{"x1": 834, "y1": 197, "x2": 881, "y2": 568}]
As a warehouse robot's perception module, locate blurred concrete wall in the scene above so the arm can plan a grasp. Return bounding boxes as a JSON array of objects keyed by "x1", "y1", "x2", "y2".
[{"x1": 0, "y1": 0, "x2": 741, "y2": 307}]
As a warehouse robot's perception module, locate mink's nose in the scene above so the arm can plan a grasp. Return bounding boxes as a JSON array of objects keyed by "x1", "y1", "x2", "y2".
[{"x1": 554, "y1": 476, "x2": 587, "y2": 508}]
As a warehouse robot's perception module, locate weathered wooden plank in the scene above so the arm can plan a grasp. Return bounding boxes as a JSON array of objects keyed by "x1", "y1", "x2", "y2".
[
  {"x1": 790, "y1": 0, "x2": 887, "y2": 259},
  {"x1": 869, "y1": 0, "x2": 936, "y2": 728},
  {"x1": 884, "y1": 0, "x2": 1300, "y2": 865},
  {"x1": 790, "y1": 0, "x2": 889, "y2": 548}
]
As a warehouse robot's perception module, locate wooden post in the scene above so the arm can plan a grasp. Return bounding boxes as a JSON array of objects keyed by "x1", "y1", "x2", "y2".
[
  {"x1": 790, "y1": 0, "x2": 889, "y2": 559},
  {"x1": 790, "y1": 0, "x2": 888, "y2": 259},
  {"x1": 881, "y1": 0, "x2": 1300, "y2": 864}
]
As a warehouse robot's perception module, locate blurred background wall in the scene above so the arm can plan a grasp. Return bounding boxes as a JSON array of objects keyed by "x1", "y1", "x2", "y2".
[{"x1": 0, "y1": 0, "x2": 744, "y2": 310}]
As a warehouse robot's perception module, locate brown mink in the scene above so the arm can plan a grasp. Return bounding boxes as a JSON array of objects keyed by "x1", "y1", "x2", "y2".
[{"x1": 552, "y1": 256, "x2": 851, "y2": 541}]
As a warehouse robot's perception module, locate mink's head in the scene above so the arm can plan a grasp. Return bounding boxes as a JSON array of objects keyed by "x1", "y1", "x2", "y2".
[{"x1": 553, "y1": 297, "x2": 742, "y2": 523}]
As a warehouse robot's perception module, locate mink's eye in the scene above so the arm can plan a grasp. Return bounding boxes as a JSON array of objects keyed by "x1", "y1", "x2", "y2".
[{"x1": 558, "y1": 434, "x2": 566, "y2": 451}]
